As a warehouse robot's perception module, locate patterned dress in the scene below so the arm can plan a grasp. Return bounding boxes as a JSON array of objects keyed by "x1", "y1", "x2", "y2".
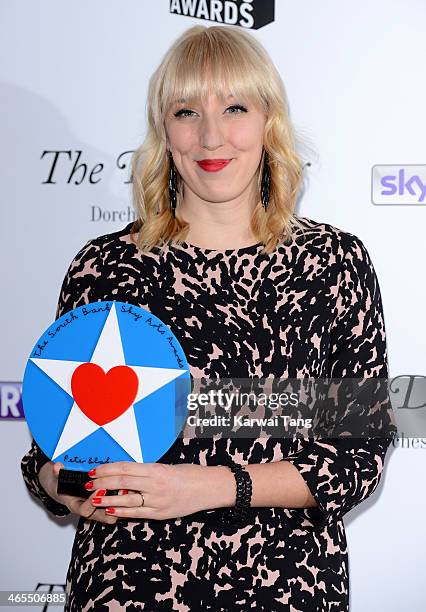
[{"x1": 21, "y1": 216, "x2": 394, "y2": 611}]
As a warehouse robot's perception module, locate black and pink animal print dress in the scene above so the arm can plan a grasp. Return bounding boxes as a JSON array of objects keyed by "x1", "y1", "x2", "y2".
[{"x1": 21, "y1": 216, "x2": 394, "y2": 611}]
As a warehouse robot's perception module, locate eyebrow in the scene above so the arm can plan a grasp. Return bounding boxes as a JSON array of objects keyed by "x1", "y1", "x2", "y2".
[{"x1": 175, "y1": 94, "x2": 236, "y2": 103}]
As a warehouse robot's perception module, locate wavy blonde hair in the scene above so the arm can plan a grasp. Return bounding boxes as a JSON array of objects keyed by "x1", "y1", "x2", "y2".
[{"x1": 130, "y1": 25, "x2": 308, "y2": 254}]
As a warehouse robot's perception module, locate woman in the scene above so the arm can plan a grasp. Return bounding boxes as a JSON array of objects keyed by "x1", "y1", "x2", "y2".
[{"x1": 21, "y1": 25, "x2": 395, "y2": 611}]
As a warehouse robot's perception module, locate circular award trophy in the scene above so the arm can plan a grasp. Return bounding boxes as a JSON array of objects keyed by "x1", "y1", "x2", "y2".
[{"x1": 22, "y1": 301, "x2": 191, "y2": 498}]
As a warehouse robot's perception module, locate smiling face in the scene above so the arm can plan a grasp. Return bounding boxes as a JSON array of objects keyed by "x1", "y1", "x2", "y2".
[{"x1": 164, "y1": 91, "x2": 267, "y2": 206}]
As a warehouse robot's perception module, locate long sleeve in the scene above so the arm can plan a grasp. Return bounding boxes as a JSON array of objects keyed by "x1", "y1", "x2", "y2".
[
  {"x1": 20, "y1": 238, "x2": 103, "y2": 517},
  {"x1": 285, "y1": 231, "x2": 396, "y2": 530}
]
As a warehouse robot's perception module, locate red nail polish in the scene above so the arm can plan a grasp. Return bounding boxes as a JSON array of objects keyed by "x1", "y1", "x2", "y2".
[
  {"x1": 88, "y1": 468, "x2": 96, "y2": 477},
  {"x1": 105, "y1": 507, "x2": 115, "y2": 514},
  {"x1": 84, "y1": 481, "x2": 94, "y2": 490},
  {"x1": 92, "y1": 497, "x2": 102, "y2": 504},
  {"x1": 97, "y1": 489, "x2": 106, "y2": 496}
]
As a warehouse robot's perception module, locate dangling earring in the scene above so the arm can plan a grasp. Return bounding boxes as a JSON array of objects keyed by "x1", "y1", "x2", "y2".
[
  {"x1": 168, "y1": 151, "x2": 178, "y2": 217},
  {"x1": 261, "y1": 149, "x2": 271, "y2": 211}
]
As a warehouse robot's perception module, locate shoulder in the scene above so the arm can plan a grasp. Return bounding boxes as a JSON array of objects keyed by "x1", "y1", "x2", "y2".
[
  {"x1": 80, "y1": 221, "x2": 135, "y2": 250},
  {"x1": 293, "y1": 215, "x2": 372, "y2": 263},
  {"x1": 68, "y1": 222, "x2": 136, "y2": 267},
  {"x1": 294, "y1": 217, "x2": 383, "y2": 305},
  {"x1": 56, "y1": 223, "x2": 136, "y2": 317}
]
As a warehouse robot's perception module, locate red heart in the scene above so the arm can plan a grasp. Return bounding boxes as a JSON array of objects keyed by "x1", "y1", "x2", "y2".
[{"x1": 71, "y1": 363, "x2": 139, "y2": 426}]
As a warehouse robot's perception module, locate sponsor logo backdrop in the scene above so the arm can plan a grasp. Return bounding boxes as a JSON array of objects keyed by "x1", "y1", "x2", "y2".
[{"x1": 1, "y1": 1, "x2": 425, "y2": 610}]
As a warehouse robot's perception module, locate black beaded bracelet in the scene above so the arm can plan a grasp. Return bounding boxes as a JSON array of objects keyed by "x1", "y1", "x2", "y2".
[{"x1": 221, "y1": 463, "x2": 253, "y2": 526}]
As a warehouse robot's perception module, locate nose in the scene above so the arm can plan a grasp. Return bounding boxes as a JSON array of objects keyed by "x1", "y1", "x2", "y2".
[{"x1": 199, "y1": 114, "x2": 225, "y2": 151}]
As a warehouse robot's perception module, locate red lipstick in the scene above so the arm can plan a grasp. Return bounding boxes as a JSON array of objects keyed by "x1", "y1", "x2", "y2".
[{"x1": 196, "y1": 159, "x2": 232, "y2": 172}]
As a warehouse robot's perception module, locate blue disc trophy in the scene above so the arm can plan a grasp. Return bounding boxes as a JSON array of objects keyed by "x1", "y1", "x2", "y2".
[{"x1": 22, "y1": 301, "x2": 191, "y2": 498}]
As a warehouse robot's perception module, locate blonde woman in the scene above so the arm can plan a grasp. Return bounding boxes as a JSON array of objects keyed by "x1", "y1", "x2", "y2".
[{"x1": 21, "y1": 25, "x2": 394, "y2": 611}]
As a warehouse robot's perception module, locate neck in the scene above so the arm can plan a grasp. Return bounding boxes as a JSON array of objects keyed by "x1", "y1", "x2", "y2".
[{"x1": 178, "y1": 183, "x2": 259, "y2": 250}]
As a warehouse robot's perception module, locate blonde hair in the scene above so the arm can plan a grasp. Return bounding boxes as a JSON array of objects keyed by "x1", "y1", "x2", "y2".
[{"x1": 130, "y1": 25, "x2": 308, "y2": 254}]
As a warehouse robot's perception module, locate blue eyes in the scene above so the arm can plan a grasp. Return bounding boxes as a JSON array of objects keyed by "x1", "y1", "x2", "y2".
[{"x1": 173, "y1": 104, "x2": 248, "y2": 118}]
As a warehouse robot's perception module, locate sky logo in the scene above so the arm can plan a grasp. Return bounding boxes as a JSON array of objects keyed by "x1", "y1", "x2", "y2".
[
  {"x1": 372, "y1": 165, "x2": 426, "y2": 205},
  {"x1": 0, "y1": 382, "x2": 24, "y2": 419}
]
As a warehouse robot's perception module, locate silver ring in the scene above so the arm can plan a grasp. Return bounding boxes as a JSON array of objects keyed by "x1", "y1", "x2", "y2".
[{"x1": 139, "y1": 492, "x2": 145, "y2": 507}]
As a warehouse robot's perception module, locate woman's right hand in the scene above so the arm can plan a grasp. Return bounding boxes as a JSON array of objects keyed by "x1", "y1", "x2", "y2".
[{"x1": 38, "y1": 461, "x2": 118, "y2": 524}]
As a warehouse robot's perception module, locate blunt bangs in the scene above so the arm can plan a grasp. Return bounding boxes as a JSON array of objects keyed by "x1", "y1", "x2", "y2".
[{"x1": 160, "y1": 27, "x2": 268, "y2": 118}]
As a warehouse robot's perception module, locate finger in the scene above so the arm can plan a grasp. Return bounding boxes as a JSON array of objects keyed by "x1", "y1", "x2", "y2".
[
  {"x1": 87, "y1": 462, "x2": 153, "y2": 478},
  {"x1": 86, "y1": 475, "x2": 145, "y2": 492},
  {"x1": 58, "y1": 490, "x2": 91, "y2": 511},
  {"x1": 86, "y1": 508, "x2": 118, "y2": 525},
  {"x1": 57, "y1": 491, "x2": 117, "y2": 524},
  {"x1": 57, "y1": 490, "x2": 89, "y2": 507},
  {"x1": 103, "y1": 505, "x2": 156, "y2": 519},
  {"x1": 78, "y1": 490, "x2": 109, "y2": 519},
  {"x1": 80, "y1": 493, "x2": 118, "y2": 524},
  {"x1": 101, "y1": 513, "x2": 118, "y2": 525},
  {"x1": 53, "y1": 462, "x2": 64, "y2": 477},
  {"x1": 90, "y1": 491, "x2": 145, "y2": 509}
]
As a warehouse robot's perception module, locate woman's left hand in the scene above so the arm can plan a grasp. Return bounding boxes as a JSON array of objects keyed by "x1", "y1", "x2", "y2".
[{"x1": 85, "y1": 462, "x2": 224, "y2": 520}]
